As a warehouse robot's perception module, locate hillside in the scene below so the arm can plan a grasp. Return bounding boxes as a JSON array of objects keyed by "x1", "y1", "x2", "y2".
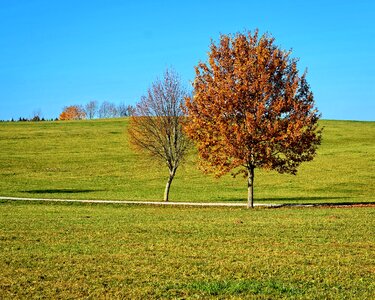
[{"x1": 0, "y1": 119, "x2": 374, "y2": 204}]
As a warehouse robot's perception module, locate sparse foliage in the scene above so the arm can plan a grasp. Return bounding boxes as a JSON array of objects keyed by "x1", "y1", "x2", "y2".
[
  {"x1": 31, "y1": 109, "x2": 42, "y2": 121},
  {"x1": 184, "y1": 30, "x2": 322, "y2": 208},
  {"x1": 117, "y1": 103, "x2": 135, "y2": 117},
  {"x1": 128, "y1": 69, "x2": 190, "y2": 201},
  {"x1": 59, "y1": 105, "x2": 86, "y2": 120},
  {"x1": 99, "y1": 101, "x2": 118, "y2": 119},
  {"x1": 85, "y1": 101, "x2": 98, "y2": 119}
]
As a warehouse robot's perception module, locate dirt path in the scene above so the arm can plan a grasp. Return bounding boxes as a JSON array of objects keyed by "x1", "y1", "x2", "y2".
[
  {"x1": 1, "y1": 196, "x2": 374, "y2": 208},
  {"x1": 0, "y1": 196, "x2": 278, "y2": 207}
]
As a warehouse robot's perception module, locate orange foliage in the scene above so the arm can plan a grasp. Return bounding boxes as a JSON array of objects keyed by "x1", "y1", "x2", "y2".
[
  {"x1": 59, "y1": 105, "x2": 86, "y2": 120},
  {"x1": 184, "y1": 30, "x2": 322, "y2": 207}
]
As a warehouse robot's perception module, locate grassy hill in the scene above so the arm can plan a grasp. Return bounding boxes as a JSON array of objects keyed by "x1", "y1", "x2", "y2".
[
  {"x1": 1, "y1": 118, "x2": 374, "y2": 299},
  {"x1": 0, "y1": 118, "x2": 374, "y2": 204}
]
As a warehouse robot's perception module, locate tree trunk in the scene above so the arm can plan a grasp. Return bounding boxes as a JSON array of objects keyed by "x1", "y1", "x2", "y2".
[
  {"x1": 164, "y1": 175, "x2": 173, "y2": 202},
  {"x1": 247, "y1": 166, "x2": 255, "y2": 208},
  {"x1": 163, "y1": 168, "x2": 176, "y2": 202}
]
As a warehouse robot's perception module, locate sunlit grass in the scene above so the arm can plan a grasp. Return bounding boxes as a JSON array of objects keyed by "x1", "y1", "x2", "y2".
[
  {"x1": 0, "y1": 118, "x2": 374, "y2": 204},
  {"x1": 0, "y1": 201, "x2": 374, "y2": 298}
]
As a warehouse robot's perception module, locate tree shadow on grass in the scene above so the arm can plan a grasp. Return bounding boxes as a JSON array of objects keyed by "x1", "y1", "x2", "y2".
[
  {"x1": 223, "y1": 196, "x2": 353, "y2": 203},
  {"x1": 260, "y1": 196, "x2": 353, "y2": 202},
  {"x1": 222, "y1": 196, "x2": 375, "y2": 206},
  {"x1": 21, "y1": 189, "x2": 105, "y2": 194}
]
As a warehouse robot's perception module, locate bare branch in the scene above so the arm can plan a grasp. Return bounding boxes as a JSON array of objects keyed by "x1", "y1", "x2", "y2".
[{"x1": 128, "y1": 69, "x2": 191, "y2": 201}]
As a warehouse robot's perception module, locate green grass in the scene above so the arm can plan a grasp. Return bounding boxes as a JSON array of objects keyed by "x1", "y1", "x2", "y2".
[
  {"x1": 1, "y1": 120, "x2": 374, "y2": 298},
  {"x1": 0, "y1": 118, "x2": 374, "y2": 204},
  {"x1": 0, "y1": 201, "x2": 374, "y2": 299}
]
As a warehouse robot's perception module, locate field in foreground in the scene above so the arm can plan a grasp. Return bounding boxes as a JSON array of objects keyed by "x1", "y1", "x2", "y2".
[
  {"x1": 0, "y1": 201, "x2": 374, "y2": 299},
  {"x1": 0, "y1": 119, "x2": 374, "y2": 204}
]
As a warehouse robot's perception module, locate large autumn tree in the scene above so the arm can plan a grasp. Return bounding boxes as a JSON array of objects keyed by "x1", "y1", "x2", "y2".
[
  {"x1": 184, "y1": 30, "x2": 322, "y2": 208},
  {"x1": 128, "y1": 69, "x2": 190, "y2": 202}
]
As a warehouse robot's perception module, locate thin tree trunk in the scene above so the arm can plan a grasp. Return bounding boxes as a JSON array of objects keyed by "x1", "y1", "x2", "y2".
[
  {"x1": 163, "y1": 176, "x2": 173, "y2": 202},
  {"x1": 247, "y1": 166, "x2": 255, "y2": 208},
  {"x1": 163, "y1": 168, "x2": 176, "y2": 202}
]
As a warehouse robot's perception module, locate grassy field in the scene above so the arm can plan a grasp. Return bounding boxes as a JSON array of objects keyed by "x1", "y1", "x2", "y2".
[
  {"x1": 0, "y1": 119, "x2": 374, "y2": 298},
  {"x1": 0, "y1": 200, "x2": 374, "y2": 299},
  {"x1": 0, "y1": 118, "x2": 374, "y2": 204}
]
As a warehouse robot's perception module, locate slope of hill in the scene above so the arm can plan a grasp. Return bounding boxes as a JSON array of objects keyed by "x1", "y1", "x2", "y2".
[{"x1": 0, "y1": 119, "x2": 374, "y2": 204}]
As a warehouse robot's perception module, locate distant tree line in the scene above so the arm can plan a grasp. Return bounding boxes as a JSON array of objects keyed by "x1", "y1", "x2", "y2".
[
  {"x1": 0, "y1": 117, "x2": 58, "y2": 122},
  {"x1": 0, "y1": 101, "x2": 135, "y2": 122},
  {"x1": 0, "y1": 109, "x2": 58, "y2": 122},
  {"x1": 59, "y1": 101, "x2": 135, "y2": 120}
]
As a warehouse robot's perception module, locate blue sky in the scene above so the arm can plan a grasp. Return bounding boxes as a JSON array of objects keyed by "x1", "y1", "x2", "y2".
[{"x1": 0, "y1": 0, "x2": 374, "y2": 121}]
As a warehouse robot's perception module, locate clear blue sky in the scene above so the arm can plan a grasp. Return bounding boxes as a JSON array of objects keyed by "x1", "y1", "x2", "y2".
[{"x1": 0, "y1": 0, "x2": 374, "y2": 121}]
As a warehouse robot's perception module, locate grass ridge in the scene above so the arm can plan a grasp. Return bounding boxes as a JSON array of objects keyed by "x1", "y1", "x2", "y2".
[{"x1": 0, "y1": 119, "x2": 374, "y2": 204}]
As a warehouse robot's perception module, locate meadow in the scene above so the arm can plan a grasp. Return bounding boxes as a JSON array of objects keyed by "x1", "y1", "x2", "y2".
[
  {"x1": 0, "y1": 201, "x2": 374, "y2": 299},
  {"x1": 0, "y1": 119, "x2": 374, "y2": 298},
  {"x1": 0, "y1": 118, "x2": 374, "y2": 204}
]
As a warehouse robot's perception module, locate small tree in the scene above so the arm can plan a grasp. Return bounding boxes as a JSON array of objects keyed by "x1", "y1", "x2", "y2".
[
  {"x1": 31, "y1": 109, "x2": 42, "y2": 121},
  {"x1": 128, "y1": 69, "x2": 190, "y2": 202},
  {"x1": 85, "y1": 100, "x2": 98, "y2": 119},
  {"x1": 184, "y1": 30, "x2": 322, "y2": 208},
  {"x1": 59, "y1": 105, "x2": 86, "y2": 120},
  {"x1": 98, "y1": 101, "x2": 118, "y2": 119},
  {"x1": 118, "y1": 103, "x2": 135, "y2": 117}
]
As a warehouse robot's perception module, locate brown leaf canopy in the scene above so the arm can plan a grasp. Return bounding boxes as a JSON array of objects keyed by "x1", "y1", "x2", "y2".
[
  {"x1": 59, "y1": 105, "x2": 86, "y2": 120},
  {"x1": 184, "y1": 30, "x2": 322, "y2": 176}
]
